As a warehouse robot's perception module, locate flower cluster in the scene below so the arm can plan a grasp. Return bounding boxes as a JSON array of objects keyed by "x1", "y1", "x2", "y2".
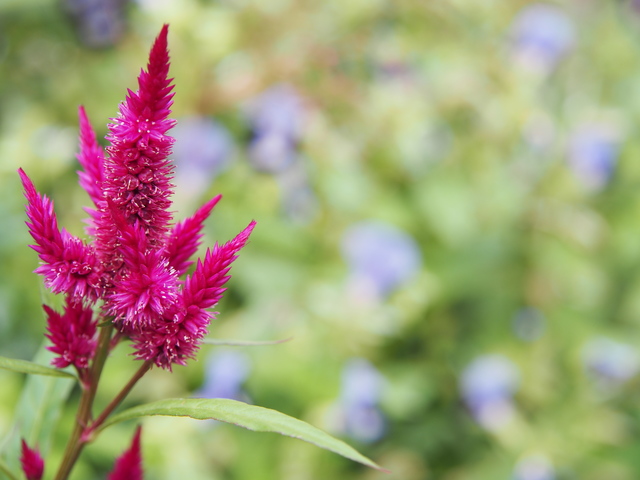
[{"x1": 20, "y1": 24, "x2": 255, "y2": 370}]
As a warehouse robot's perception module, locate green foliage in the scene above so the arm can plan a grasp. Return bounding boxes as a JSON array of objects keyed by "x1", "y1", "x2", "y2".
[
  {"x1": 99, "y1": 398, "x2": 384, "y2": 471},
  {"x1": 0, "y1": 356, "x2": 76, "y2": 380}
]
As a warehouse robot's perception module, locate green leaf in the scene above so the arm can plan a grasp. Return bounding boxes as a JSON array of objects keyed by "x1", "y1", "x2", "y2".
[
  {"x1": 0, "y1": 457, "x2": 19, "y2": 480},
  {"x1": 0, "y1": 356, "x2": 76, "y2": 379},
  {"x1": 201, "y1": 337, "x2": 292, "y2": 347},
  {"x1": 1, "y1": 345, "x2": 75, "y2": 472},
  {"x1": 99, "y1": 398, "x2": 387, "y2": 472}
]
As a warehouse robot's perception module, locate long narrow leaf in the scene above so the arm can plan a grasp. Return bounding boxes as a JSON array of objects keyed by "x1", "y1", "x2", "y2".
[
  {"x1": 2, "y1": 345, "x2": 75, "y2": 472},
  {"x1": 98, "y1": 398, "x2": 387, "y2": 472},
  {"x1": 0, "y1": 457, "x2": 19, "y2": 480},
  {"x1": 0, "y1": 356, "x2": 76, "y2": 379}
]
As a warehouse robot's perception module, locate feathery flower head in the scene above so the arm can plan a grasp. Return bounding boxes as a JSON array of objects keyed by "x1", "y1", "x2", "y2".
[
  {"x1": 44, "y1": 296, "x2": 98, "y2": 370},
  {"x1": 20, "y1": 440, "x2": 44, "y2": 480},
  {"x1": 20, "y1": 24, "x2": 255, "y2": 369},
  {"x1": 19, "y1": 168, "x2": 100, "y2": 302},
  {"x1": 132, "y1": 220, "x2": 256, "y2": 369},
  {"x1": 99, "y1": 23, "x2": 175, "y2": 249},
  {"x1": 107, "y1": 426, "x2": 144, "y2": 480}
]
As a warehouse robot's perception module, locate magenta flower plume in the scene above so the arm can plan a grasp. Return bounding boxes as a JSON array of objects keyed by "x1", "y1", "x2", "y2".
[
  {"x1": 19, "y1": 168, "x2": 99, "y2": 301},
  {"x1": 76, "y1": 106, "x2": 106, "y2": 232},
  {"x1": 109, "y1": 220, "x2": 179, "y2": 328},
  {"x1": 107, "y1": 426, "x2": 144, "y2": 480},
  {"x1": 20, "y1": 24, "x2": 255, "y2": 370},
  {"x1": 20, "y1": 440, "x2": 44, "y2": 480},
  {"x1": 44, "y1": 296, "x2": 98, "y2": 370},
  {"x1": 96, "y1": 23, "x2": 175, "y2": 255},
  {"x1": 132, "y1": 220, "x2": 256, "y2": 369}
]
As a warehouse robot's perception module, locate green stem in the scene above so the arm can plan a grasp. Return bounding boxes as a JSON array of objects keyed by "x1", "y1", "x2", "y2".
[
  {"x1": 53, "y1": 323, "x2": 114, "y2": 480},
  {"x1": 89, "y1": 360, "x2": 153, "y2": 435}
]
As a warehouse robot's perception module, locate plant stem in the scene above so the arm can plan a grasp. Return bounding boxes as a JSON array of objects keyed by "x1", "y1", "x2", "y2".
[
  {"x1": 90, "y1": 360, "x2": 153, "y2": 434},
  {"x1": 53, "y1": 323, "x2": 113, "y2": 480}
]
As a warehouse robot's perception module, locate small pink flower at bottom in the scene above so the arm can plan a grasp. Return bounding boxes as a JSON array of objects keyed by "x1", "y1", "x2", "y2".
[
  {"x1": 108, "y1": 426, "x2": 144, "y2": 480},
  {"x1": 43, "y1": 296, "x2": 98, "y2": 370},
  {"x1": 20, "y1": 440, "x2": 44, "y2": 480}
]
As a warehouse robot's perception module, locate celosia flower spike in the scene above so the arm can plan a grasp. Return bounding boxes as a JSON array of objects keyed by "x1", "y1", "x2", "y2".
[
  {"x1": 163, "y1": 194, "x2": 222, "y2": 276},
  {"x1": 108, "y1": 220, "x2": 179, "y2": 328},
  {"x1": 20, "y1": 440, "x2": 44, "y2": 480},
  {"x1": 132, "y1": 221, "x2": 256, "y2": 370},
  {"x1": 76, "y1": 105, "x2": 105, "y2": 212},
  {"x1": 19, "y1": 169, "x2": 99, "y2": 301},
  {"x1": 107, "y1": 426, "x2": 144, "y2": 480},
  {"x1": 44, "y1": 296, "x2": 98, "y2": 370},
  {"x1": 182, "y1": 220, "x2": 257, "y2": 313},
  {"x1": 98, "y1": 24, "x2": 175, "y2": 253},
  {"x1": 20, "y1": 24, "x2": 256, "y2": 371}
]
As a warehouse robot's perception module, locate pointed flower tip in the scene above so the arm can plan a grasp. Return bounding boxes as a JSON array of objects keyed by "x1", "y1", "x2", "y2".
[
  {"x1": 150, "y1": 24, "x2": 170, "y2": 59},
  {"x1": 20, "y1": 439, "x2": 44, "y2": 480},
  {"x1": 108, "y1": 426, "x2": 144, "y2": 480},
  {"x1": 242, "y1": 220, "x2": 257, "y2": 241},
  {"x1": 18, "y1": 168, "x2": 33, "y2": 191}
]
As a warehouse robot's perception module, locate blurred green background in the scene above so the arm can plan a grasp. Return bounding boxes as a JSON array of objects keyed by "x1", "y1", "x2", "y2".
[{"x1": 3, "y1": 0, "x2": 640, "y2": 479}]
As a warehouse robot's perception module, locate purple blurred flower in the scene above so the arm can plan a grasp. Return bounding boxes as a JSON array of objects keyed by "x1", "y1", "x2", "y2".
[
  {"x1": 583, "y1": 337, "x2": 640, "y2": 387},
  {"x1": 173, "y1": 117, "x2": 234, "y2": 177},
  {"x1": 64, "y1": 0, "x2": 129, "y2": 48},
  {"x1": 341, "y1": 221, "x2": 421, "y2": 300},
  {"x1": 568, "y1": 123, "x2": 620, "y2": 191},
  {"x1": 194, "y1": 350, "x2": 251, "y2": 401},
  {"x1": 244, "y1": 84, "x2": 306, "y2": 174},
  {"x1": 460, "y1": 354, "x2": 519, "y2": 431},
  {"x1": 513, "y1": 454, "x2": 555, "y2": 480},
  {"x1": 336, "y1": 358, "x2": 386, "y2": 443},
  {"x1": 247, "y1": 132, "x2": 298, "y2": 173},
  {"x1": 509, "y1": 3, "x2": 575, "y2": 73},
  {"x1": 172, "y1": 116, "x2": 235, "y2": 203},
  {"x1": 244, "y1": 84, "x2": 305, "y2": 141}
]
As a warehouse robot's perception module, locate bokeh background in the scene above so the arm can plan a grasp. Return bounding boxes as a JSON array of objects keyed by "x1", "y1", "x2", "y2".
[{"x1": 2, "y1": 0, "x2": 640, "y2": 479}]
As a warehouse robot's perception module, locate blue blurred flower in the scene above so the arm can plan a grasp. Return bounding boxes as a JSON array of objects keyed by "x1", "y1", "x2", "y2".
[
  {"x1": 194, "y1": 350, "x2": 251, "y2": 401},
  {"x1": 64, "y1": 0, "x2": 129, "y2": 48},
  {"x1": 513, "y1": 454, "x2": 556, "y2": 480},
  {"x1": 243, "y1": 84, "x2": 305, "y2": 174},
  {"x1": 567, "y1": 123, "x2": 620, "y2": 191},
  {"x1": 341, "y1": 221, "x2": 421, "y2": 301},
  {"x1": 460, "y1": 354, "x2": 519, "y2": 431},
  {"x1": 247, "y1": 132, "x2": 298, "y2": 173},
  {"x1": 334, "y1": 358, "x2": 386, "y2": 443},
  {"x1": 171, "y1": 116, "x2": 235, "y2": 205},
  {"x1": 582, "y1": 337, "x2": 640, "y2": 388},
  {"x1": 509, "y1": 3, "x2": 575, "y2": 74},
  {"x1": 244, "y1": 84, "x2": 305, "y2": 141}
]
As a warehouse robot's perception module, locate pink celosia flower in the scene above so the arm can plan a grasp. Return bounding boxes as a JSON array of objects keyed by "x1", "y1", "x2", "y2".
[
  {"x1": 76, "y1": 105, "x2": 106, "y2": 234},
  {"x1": 43, "y1": 296, "x2": 98, "y2": 370},
  {"x1": 19, "y1": 169, "x2": 100, "y2": 302},
  {"x1": 20, "y1": 440, "x2": 44, "y2": 480},
  {"x1": 132, "y1": 220, "x2": 256, "y2": 369},
  {"x1": 20, "y1": 24, "x2": 255, "y2": 369},
  {"x1": 97, "y1": 23, "x2": 175, "y2": 252},
  {"x1": 107, "y1": 426, "x2": 144, "y2": 480},
  {"x1": 109, "y1": 219, "x2": 179, "y2": 327}
]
